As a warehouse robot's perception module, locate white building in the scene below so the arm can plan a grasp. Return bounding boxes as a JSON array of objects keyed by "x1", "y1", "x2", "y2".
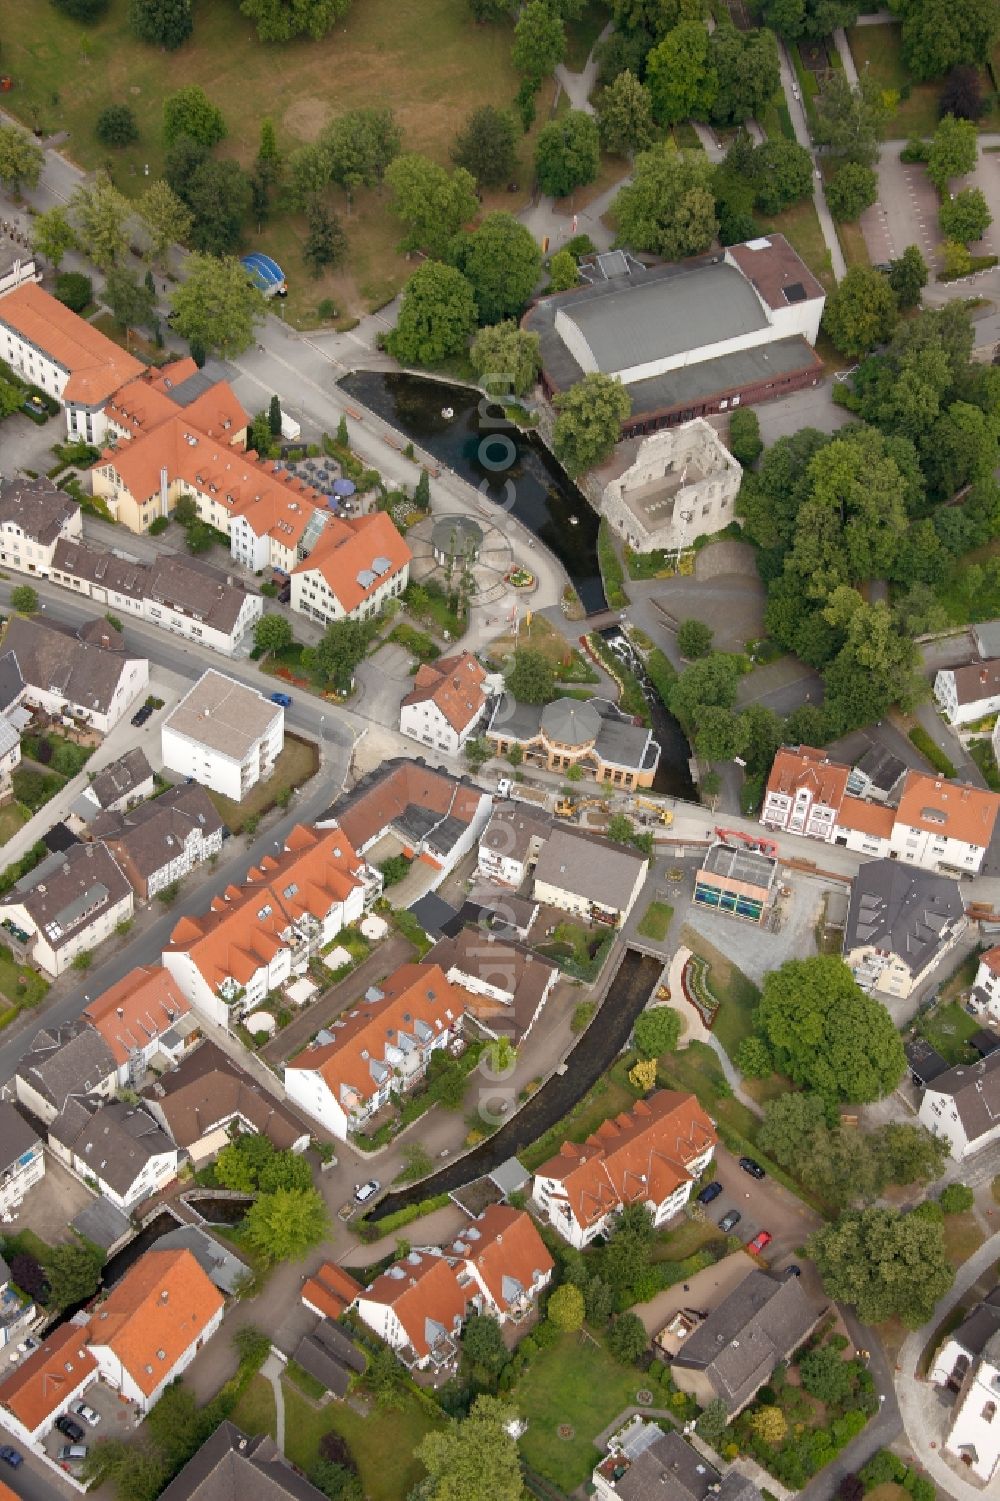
[
  {"x1": 477, "y1": 801, "x2": 553, "y2": 889},
  {"x1": 0, "y1": 475, "x2": 82, "y2": 577},
  {"x1": 0, "y1": 716, "x2": 20, "y2": 796},
  {"x1": 15, "y1": 1023, "x2": 118, "y2": 1127},
  {"x1": 970, "y1": 947, "x2": 1000, "y2": 1023},
  {"x1": 890, "y1": 772, "x2": 1000, "y2": 875},
  {"x1": 934, "y1": 660, "x2": 1000, "y2": 727},
  {"x1": 931, "y1": 1291, "x2": 1000, "y2": 1485},
  {"x1": 399, "y1": 652, "x2": 491, "y2": 755},
  {"x1": 532, "y1": 826, "x2": 648, "y2": 927},
  {"x1": 601, "y1": 419, "x2": 742, "y2": 555},
  {"x1": 0, "y1": 615, "x2": 148, "y2": 737},
  {"x1": 843, "y1": 860, "x2": 967, "y2": 1002},
  {"x1": 48, "y1": 1097, "x2": 178, "y2": 1211},
  {"x1": 919, "y1": 1051, "x2": 1000, "y2": 1160},
  {"x1": 0, "y1": 281, "x2": 143, "y2": 442},
  {"x1": 0, "y1": 843, "x2": 134, "y2": 978},
  {"x1": 533, "y1": 1090, "x2": 717, "y2": 1249},
  {"x1": 161, "y1": 670, "x2": 284, "y2": 801},
  {"x1": 0, "y1": 1103, "x2": 44, "y2": 1219},
  {"x1": 761, "y1": 745, "x2": 849, "y2": 841},
  {"x1": 289, "y1": 510, "x2": 411, "y2": 627},
  {"x1": 82, "y1": 965, "x2": 194, "y2": 1090},
  {"x1": 0, "y1": 1325, "x2": 98, "y2": 1445}
]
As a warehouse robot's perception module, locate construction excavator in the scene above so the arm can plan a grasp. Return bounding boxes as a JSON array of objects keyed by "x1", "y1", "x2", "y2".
[
  {"x1": 632, "y1": 796, "x2": 674, "y2": 827},
  {"x1": 554, "y1": 796, "x2": 608, "y2": 819}
]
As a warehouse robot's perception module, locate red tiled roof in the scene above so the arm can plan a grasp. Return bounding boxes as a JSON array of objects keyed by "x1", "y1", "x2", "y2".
[
  {"x1": 835, "y1": 796, "x2": 895, "y2": 839},
  {"x1": 452, "y1": 1206, "x2": 553, "y2": 1312},
  {"x1": 106, "y1": 363, "x2": 248, "y2": 445},
  {"x1": 333, "y1": 763, "x2": 483, "y2": 855},
  {"x1": 87, "y1": 1247, "x2": 223, "y2": 1397},
  {"x1": 293, "y1": 510, "x2": 412, "y2": 613},
  {"x1": 301, "y1": 1262, "x2": 362, "y2": 1320},
  {"x1": 0, "y1": 283, "x2": 143, "y2": 405},
  {"x1": 402, "y1": 653, "x2": 487, "y2": 734},
  {"x1": 765, "y1": 746, "x2": 849, "y2": 810},
  {"x1": 0, "y1": 1324, "x2": 97, "y2": 1434},
  {"x1": 535, "y1": 1090, "x2": 717, "y2": 1231},
  {"x1": 895, "y1": 771, "x2": 1000, "y2": 849},
  {"x1": 981, "y1": 946, "x2": 1000, "y2": 978},
  {"x1": 361, "y1": 1252, "x2": 468, "y2": 1360},
  {"x1": 83, "y1": 965, "x2": 191, "y2": 1067}
]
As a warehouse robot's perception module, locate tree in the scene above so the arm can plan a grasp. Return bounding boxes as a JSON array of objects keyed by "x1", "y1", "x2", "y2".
[
  {"x1": 0, "y1": 125, "x2": 43, "y2": 199},
  {"x1": 749, "y1": 138, "x2": 814, "y2": 214},
  {"x1": 711, "y1": 25, "x2": 780, "y2": 125},
  {"x1": 939, "y1": 1182, "x2": 974, "y2": 1213},
  {"x1": 553, "y1": 372, "x2": 631, "y2": 475},
  {"x1": 104, "y1": 268, "x2": 155, "y2": 330},
  {"x1": 668, "y1": 652, "x2": 743, "y2": 725},
  {"x1": 875, "y1": 1123, "x2": 949, "y2": 1187},
  {"x1": 607, "y1": 1311, "x2": 647, "y2": 1363},
  {"x1": 696, "y1": 1398, "x2": 729, "y2": 1447},
  {"x1": 505, "y1": 648, "x2": 555, "y2": 703},
  {"x1": 595, "y1": 70, "x2": 656, "y2": 156},
  {"x1": 736, "y1": 1037, "x2": 772, "y2": 1078},
  {"x1": 52, "y1": 0, "x2": 109, "y2": 17},
  {"x1": 255, "y1": 614, "x2": 293, "y2": 653},
  {"x1": 303, "y1": 619, "x2": 375, "y2": 692},
  {"x1": 321, "y1": 109, "x2": 401, "y2": 199},
  {"x1": 452, "y1": 106, "x2": 518, "y2": 188},
  {"x1": 386, "y1": 262, "x2": 478, "y2": 367},
  {"x1": 44, "y1": 1242, "x2": 103, "y2": 1308},
  {"x1": 469, "y1": 0, "x2": 513, "y2": 17},
  {"x1": 128, "y1": 0, "x2": 193, "y2": 48},
  {"x1": 839, "y1": 1477, "x2": 865, "y2": 1501},
  {"x1": 240, "y1": 0, "x2": 349, "y2": 40},
  {"x1": 893, "y1": 0, "x2": 999, "y2": 82},
  {"x1": 807, "y1": 1206, "x2": 953, "y2": 1325},
  {"x1": 169, "y1": 254, "x2": 267, "y2": 356},
  {"x1": 822, "y1": 266, "x2": 898, "y2": 358},
  {"x1": 136, "y1": 179, "x2": 193, "y2": 266},
  {"x1": 32, "y1": 207, "x2": 78, "y2": 269},
  {"x1": 750, "y1": 1407, "x2": 788, "y2": 1445},
  {"x1": 728, "y1": 408, "x2": 762, "y2": 467},
  {"x1": 512, "y1": 1, "x2": 566, "y2": 83},
  {"x1": 55, "y1": 271, "x2": 93, "y2": 313},
  {"x1": 163, "y1": 86, "x2": 226, "y2": 149},
  {"x1": 799, "y1": 1344, "x2": 854, "y2": 1404},
  {"x1": 677, "y1": 618, "x2": 714, "y2": 659},
  {"x1": 813, "y1": 72, "x2": 890, "y2": 168},
  {"x1": 549, "y1": 250, "x2": 579, "y2": 291},
  {"x1": 634, "y1": 1007, "x2": 681, "y2": 1058},
  {"x1": 268, "y1": 394, "x2": 283, "y2": 438},
  {"x1": 460, "y1": 213, "x2": 542, "y2": 326},
  {"x1": 416, "y1": 1397, "x2": 524, "y2": 1501},
  {"x1": 547, "y1": 1282, "x2": 585, "y2": 1330},
  {"x1": 762, "y1": 0, "x2": 858, "y2": 39},
  {"x1": 386, "y1": 155, "x2": 478, "y2": 258},
  {"x1": 215, "y1": 1134, "x2": 274, "y2": 1192},
  {"x1": 258, "y1": 1151, "x2": 313, "y2": 1194},
  {"x1": 244, "y1": 1186, "x2": 328, "y2": 1263},
  {"x1": 927, "y1": 113, "x2": 978, "y2": 189},
  {"x1": 96, "y1": 104, "x2": 139, "y2": 148},
  {"x1": 629, "y1": 1058, "x2": 657, "y2": 1091},
  {"x1": 694, "y1": 704, "x2": 748, "y2": 762},
  {"x1": 413, "y1": 469, "x2": 431, "y2": 510},
  {"x1": 826, "y1": 162, "x2": 878, "y2": 222},
  {"x1": 310, "y1": 1462, "x2": 362, "y2": 1501},
  {"x1": 10, "y1": 586, "x2": 39, "y2": 615},
  {"x1": 757, "y1": 956, "x2": 906, "y2": 1103},
  {"x1": 8, "y1": 1253, "x2": 46, "y2": 1302},
  {"x1": 938, "y1": 65, "x2": 985, "y2": 121},
  {"x1": 183, "y1": 158, "x2": 252, "y2": 255},
  {"x1": 534, "y1": 111, "x2": 601, "y2": 199},
  {"x1": 70, "y1": 174, "x2": 130, "y2": 269},
  {"x1": 646, "y1": 22, "x2": 716, "y2": 125},
  {"x1": 302, "y1": 201, "x2": 347, "y2": 276},
  {"x1": 888, "y1": 244, "x2": 928, "y2": 308},
  {"x1": 939, "y1": 186, "x2": 991, "y2": 244},
  {"x1": 612, "y1": 145, "x2": 718, "y2": 259}
]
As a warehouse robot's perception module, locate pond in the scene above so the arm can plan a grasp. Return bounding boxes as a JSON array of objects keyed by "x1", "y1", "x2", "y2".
[
  {"x1": 339, "y1": 371, "x2": 607, "y2": 613},
  {"x1": 368, "y1": 947, "x2": 664, "y2": 1222}
]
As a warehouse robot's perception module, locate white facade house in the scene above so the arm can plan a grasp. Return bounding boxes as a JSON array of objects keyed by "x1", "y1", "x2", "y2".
[
  {"x1": 0, "y1": 1103, "x2": 44, "y2": 1219},
  {"x1": 289, "y1": 510, "x2": 411, "y2": 628},
  {"x1": 601, "y1": 420, "x2": 741, "y2": 555},
  {"x1": 890, "y1": 774, "x2": 1000, "y2": 875},
  {"x1": 0, "y1": 1326, "x2": 98, "y2": 1445},
  {"x1": 477, "y1": 802, "x2": 553, "y2": 889},
  {"x1": 843, "y1": 861, "x2": 967, "y2": 1003},
  {"x1": 48, "y1": 1098, "x2": 178, "y2": 1211},
  {"x1": 934, "y1": 660, "x2": 1000, "y2": 727},
  {"x1": 970, "y1": 948, "x2": 1000, "y2": 1022},
  {"x1": 0, "y1": 844, "x2": 134, "y2": 978},
  {"x1": 399, "y1": 653, "x2": 491, "y2": 755},
  {"x1": 0, "y1": 615, "x2": 148, "y2": 738},
  {"x1": 0, "y1": 475, "x2": 82, "y2": 577},
  {"x1": 943, "y1": 1336, "x2": 1000, "y2": 1483},
  {"x1": 761, "y1": 745, "x2": 849, "y2": 840},
  {"x1": 919, "y1": 1052, "x2": 1000, "y2": 1160},
  {"x1": 160, "y1": 670, "x2": 284, "y2": 801},
  {"x1": 532, "y1": 827, "x2": 648, "y2": 928},
  {"x1": 0, "y1": 717, "x2": 20, "y2": 796}
]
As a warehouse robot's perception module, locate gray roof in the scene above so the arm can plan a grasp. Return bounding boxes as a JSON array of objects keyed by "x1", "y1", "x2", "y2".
[
  {"x1": 409, "y1": 892, "x2": 460, "y2": 940},
  {"x1": 49, "y1": 1096, "x2": 174, "y2": 1197},
  {"x1": 166, "y1": 368, "x2": 218, "y2": 408},
  {"x1": 974, "y1": 621, "x2": 1000, "y2": 659},
  {"x1": 926, "y1": 1050, "x2": 1000, "y2": 1143},
  {"x1": 607, "y1": 1429, "x2": 725, "y2": 1501},
  {"x1": 0, "y1": 1102, "x2": 40, "y2": 1176},
  {"x1": 845, "y1": 859, "x2": 965, "y2": 976},
  {"x1": 157, "y1": 1422, "x2": 330, "y2": 1501},
  {"x1": 154, "y1": 1224, "x2": 247, "y2": 1294},
  {"x1": 70, "y1": 1196, "x2": 132, "y2": 1251},
  {"x1": 292, "y1": 1319, "x2": 365, "y2": 1398},
  {"x1": 541, "y1": 698, "x2": 601, "y2": 745},
  {"x1": 479, "y1": 801, "x2": 553, "y2": 865},
  {"x1": 488, "y1": 694, "x2": 545, "y2": 742},
  {"x1": 594, "y1": 714, "x2": 657, "y2": 773},
  {"x1": 950, "y1": 1287, "x2": 1000, "y2": 1359},
  {"x1": 0, "y1": 715, "x2": 19, "y2": 762},
  {"x1": 163, "y1": 670, "x2": 281, "y2": 761},
  {"x1": 0, "y1": 476, "x2": 77, "y2": 547},
  {"x1": 13, "y1": 841, "x2": 132, "y2": 951},
  {"x1": 533, "y1": 826, "x2": 647, "y2": 911},
  {"x1": 672, "y1": 1270, "x2": 821, "y2": 1412},
  {"x1": 96, "y1": 782, "x2": 223, "y2": 884},
  {"x1": 1, "y1": 615, "x2": 138, "y2": 717},
  {"x1": 701, "y1": 842, "x2": 777, "y2": 892},
  {"x1": 88, "y1": 747, "x2": 154, "y2": 812},
  {"x1": 852, "y1": 743, "x2": 906, "y2": 794},
  {"x1": 52, "y1": 540, "x2": 253, "y2": 638},
  {"x1": 489, "y1": 696, "x2": 655, "y2": 772},
  {"x1": 0, "y1": 652, "x2": 24, "y2": 713},
  {"x1": 905, "y1": 1036, "x2": 950, "y2": 1086},
  {"x1": 18, "y1": 1023, "x2": 117, "y2": 1111}
]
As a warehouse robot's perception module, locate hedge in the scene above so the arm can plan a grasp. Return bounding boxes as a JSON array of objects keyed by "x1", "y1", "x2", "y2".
[
  {"x1": 597, "y1": 519, "x2": 629, "y2": 610},
  {"x1": 360, "y1": 1193, "x2": 451, "y2": 1238},
  {"x1": 908, "y1": 725, "x2": 957, "y2": 778}
]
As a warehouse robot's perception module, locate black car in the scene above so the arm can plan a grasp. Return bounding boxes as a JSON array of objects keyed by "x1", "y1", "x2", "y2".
[
  {"x1": 696, "y1": 1181, "x2": 723, "y2": 1205},
  {"x1": 131, "y1": 703, "x2": 153, "y2": 727},
  {"x1": 719, "y1": 1209, "x2": 742, "y2": 1233},
  {"x1": 56, "y1": 1416, "x2": 86, "y2": 1443},
  {"x1": 739, "y1": 1156, "x2": 765, "y2": 1180}
]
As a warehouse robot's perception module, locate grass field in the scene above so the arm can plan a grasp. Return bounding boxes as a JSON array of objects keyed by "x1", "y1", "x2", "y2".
[
  {"x1": 282, "y1": 1381, "x2": 440, "y2": 1501},
  {"x1": 943, "y1": 1210, "x2": 985, "y2": 1268},
  {"x1": 228, "y1": 1375, "x2": 276, "y2": 1440},
  {"x1": 0, "y1": 944, "x2": 48, "y2": 1010},
  {"x1": 637, "y1": 900, "x2": 673, "y2": 941},
  {"x1": 917, "y1": 999, "x2": 980, "y2": 1065},
  {"x1": 757, "y1": 196, "x2": 836, "y2": 293},
  {"x1": 207, "y1": 732, "x2": 318, "y2": 833},
  {"x1": 0, "y1": 804, "x2": 28, "y2": 845},
  {"x1": 844, "y1": 25, "x2": 942, "y2": 138},
  {"x1": 514, "y1": 1334, "x2": 649, "y2": 1490},
  {"x1": 835, "y1": 213, "x2": 871, "y2": 271},
  {"x1": 0, "y1": 0, "x2": 555, "y2": 324}
]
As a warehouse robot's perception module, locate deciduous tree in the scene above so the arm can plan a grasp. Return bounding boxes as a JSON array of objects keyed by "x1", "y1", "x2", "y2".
[
  {"x1": 96, "y1": 104, "x2": 139, "y2": 147},
  {"x1": 612, "y1": 145, "x2": 718, "y2": 259},
  {"x1": 939, "y1": 185, "x2": 991, "y2": 243},
  {"x1": 821, "y1": 265, "x2": 898, "y2": 357},
  {"x1": 547, "y1": 1283, "x2": 585, "y2": 1330},
  {"x1": 104, "y1": 268, "x2": 155, "y2": 330},
  {"x1": 750, "y1": 138, "x2": 813, "y2": 214},
  {"x1": 807, "y1": 1206, "x2": 953, "y2": 1324},
  {"x1": 711, "y1": 24, "x2": 780, "y2": 126},
  {"x1": 595, "y1": 70, "x2": 656, "y2": 156},
  {"x1": 512, "y1": 1, "x2": 567, "y2": 83},
  {"x1": 303, "y1": 201, "x2": 347, "y2": 274},
  {"x1": 452, "y1": 106, "x2": 518, "y2": 188},
  {"x1": 677, "y1": 618, "x2": 714, "y2": 658},
  {"x1": 0, "y1": 125, "x2": 44, "y2": 197},
  {"x1": 549, "y1": 249, "x2": 580, "y2": 290},
  {"x1": 927, "y1": 112, "x2": 978, "y2": 189},
  {"x1": 461, "y1": 1314, "x2": 510, "y2": 1377},
  {"x1": 70, "y1": 174, "x2": 130, "y2": 269},
  {"x1": 887, "y1": 244, "x2": 928, "y2": 307},
  {"x1": 138, "y1": 179, "x2": 192, "y2": 262},
  {"x1": 254, "y1": 614, "x2": 293, "y2": 653},
  {"x1": 634, "y1": 1007, "x2": 681, "y2": 1058},
  {"x1": 321, "y1": 109, "x2": 401, "y2": 199},
  {"x1": 32, "y1": 206, "x2": 78, "y2": 269},
  {"x1": 504, "y1": 648, "x2": 555, "y2": 703},
  {"x1": 244, "y1": 1186, "x2": 328, "y2": 1263},
  {"x1": 168, "y1": 253, "x2": 267, "y2": 356},
  {"x1": 646, "y1": 22, "x2": 717, "y2": 124},
  {"x1": 386, "y1": 155, "x2": 478, "y2": 258},
  {"x1": 302, "y1": 618, "x2": 375, "y2": 691},
  {"x1": 892, "y1": 0, "x2": 999, "y2": 82},
  {"x1": 607, "y1": 1311, "x2": 647, "y2": 1363},
  {"x1": 534, "y1": 111, "x2": 601, "y2": 199},
  {"x1": 825, "y1": 162, "x2": 878, "y2": 221},
  {"x1": 128, "y1": 0, "x2": 193, "y2": 49},
  {"x1": 385, "y1": 261, "x2": 478, "y2": 367},
  {"x1": 240, "y1": 0, "x2": 350, "y2": 41},
  {"x1": 813, "y1": 72, "x2": 890, "y2": 167},
  {"x1": 416, "y1": 1397, "x2": 524, "y2": 1501},
  {"x1": 553, "y1": 372, "x2": 632, "y2": 474},
  {"x1": 460, "y1": 213, "x2": 542, "y2": 324},
  {"x1": 938, "y1": 64, "x2": 985, "y2": 120},
  {"x1": 163, "y1": 85, "x2": 227, "y2": 148},
  {"x1": 44, "y1": 1242, "x2": 103, "y2": 1308}
]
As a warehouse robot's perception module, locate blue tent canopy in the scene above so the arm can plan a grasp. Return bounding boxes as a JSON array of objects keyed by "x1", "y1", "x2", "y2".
[
  {"x1": 241, "y1": 252, "x2": 287, "y2": 296},
  {"x1": 333, "y1": 478, "x2": 356, "y2": 496}
]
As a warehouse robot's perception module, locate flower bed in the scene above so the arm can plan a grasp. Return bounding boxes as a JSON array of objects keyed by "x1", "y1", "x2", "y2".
[{"x1": 681, "y1": 954, "x2": 720, "y2": 1029}]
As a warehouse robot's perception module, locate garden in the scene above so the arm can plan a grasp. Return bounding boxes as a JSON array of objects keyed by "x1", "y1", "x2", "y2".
[
  {"x1": 282, "y1": 1378, "x2": 441, "y2": 1501},
  {"x1": 537, "y1": 921, "x2": 615, "y2": 982},
  {"x1": 205, "y1": 732, "x2": 318, "y2": 834},
  {"x1": 636, "y1": 900, "x2": 673, "y2": 942},
  {"x1": 914, "y1": 998, "x2": 981, "y2": 1066}
]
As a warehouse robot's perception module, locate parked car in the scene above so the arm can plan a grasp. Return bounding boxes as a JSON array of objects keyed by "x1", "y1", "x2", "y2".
[
  {"x1": 73, "y1": 1402, "x2": 101, "y2": 1427},
  {"x1": 0, "y1": 1446, "x2": 23, "y2": 1468},
  {"x1": 697, "y1": 1181, "x2": 723, "y2": 1205},
  {"x1": 56, "y1": 1416, "x2": 85, "y2": 1442},
  {"x1": 131, "y1": 703, "x2": 153, "y2": 727},
  {"x1": 719, "y1": 1209, "x2": 742, "y2": 1233},
  {"x1": 354, "y1": 1179, "x2": 380, "y2": 1203},
  {"x1": 269, "y1": 692, "x2": 292, "y2": 708},
  {"x1": 783, "y1": 1264, "x2": 802, "y2": 1278},
  {"x1": 739, "y1": 1156, "x2": 765, "y2": 1180},
  {"x1": 747, "y1": 1230, "x2": 773, "y2": 1254},
  {"x1": 58, "y1": 1445, "x2": 87, "y2": 1464}
]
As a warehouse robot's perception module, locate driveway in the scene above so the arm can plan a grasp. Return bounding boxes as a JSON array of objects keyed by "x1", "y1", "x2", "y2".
[
  {"x1": 697, "y1": 1145, "x2": 824, "y2": 1266},
  {"x1": 354, "y1": 642, "x2": 416, "y2": 729},
  {"x1": 755, "y1": 383, "x2": 853, "y2": 444},
  {"x1": 735, "y1": 656, "x2": 824, "y2": 716}
]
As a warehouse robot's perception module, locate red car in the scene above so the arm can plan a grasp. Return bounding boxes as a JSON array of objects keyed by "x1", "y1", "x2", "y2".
[{"x1": 747, "y1": 1230, "x2": 772, "y2": 1254}]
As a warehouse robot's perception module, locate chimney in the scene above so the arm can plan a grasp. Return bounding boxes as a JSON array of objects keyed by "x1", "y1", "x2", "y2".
[
  {"x1": 160, "y1": 465, "x2": 169, "y2": 522},
  {"x1": 117, "y1": 1008, "x2": 125, "y2": 1019}
]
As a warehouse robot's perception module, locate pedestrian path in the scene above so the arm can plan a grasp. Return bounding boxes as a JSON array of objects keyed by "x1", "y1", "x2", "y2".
[{"x1": 262, "y1": 1351, "x2": 286, "y2": 1451}]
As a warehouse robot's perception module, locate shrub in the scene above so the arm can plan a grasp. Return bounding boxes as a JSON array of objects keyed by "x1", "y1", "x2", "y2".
[
  {"x1": 938, "y1": 1182, "x2": 974, "y2": 1214},
  {"x1": 54, "y1": 272, "x2": 93, "y2": 314},
  {"x1": 727, "y1": 408, "x2": 762, "y2": 466},
  {"x1": 908, "y1": 726, "x2": 956, "y2": 778},
  {"x1": 96, "y1": 105, "x2": 139, "y2": 148}
]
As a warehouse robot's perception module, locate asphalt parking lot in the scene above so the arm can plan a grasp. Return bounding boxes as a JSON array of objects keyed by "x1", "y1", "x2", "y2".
[{"x1": 702, "y1": 1146, "x2": 823, "y2": 1266}]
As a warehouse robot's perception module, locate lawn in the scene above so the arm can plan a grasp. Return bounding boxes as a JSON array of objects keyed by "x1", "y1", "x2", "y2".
[
  {"x1": 0, "y1": 0, "x2": 554, "y2": 324},
  {"x1": 943, "y1": 1210, "x2": 985, "y2": 1268},
  {"x1": 486, "y1": 614, "x2": 599, "y2": 684},
  {"x1": 657, "y1": 1041, "x2": 761, "y2": 1142},
  {"x1": 228, "y1": 1375, "x2": 276, "y2": 1440},
  {"x1": 844, "y1": 25, "x2": 942, "y2": 137},
  {"x1": 514, "y1": 1333, "x2": 651, "y2": 1490},
  {"x1": 679, "y1": 925, "x2": 760, "y2": 1063},
  {"x1": 206, "y1": 732, "x2": 318, "y2": 833},
  {"x1": 970, "y1": 737, "x2": 1000, "y2": 789},
  {"x1": 916, "y1": 999, "x2": 980, "y2": 1065},
  {"x1": 0, "y1": 804, "x2": 28, "y2": 845},
  {"x1": 0, "y1": 945, "x2": 48, "y2": 1010},
  {"x1": 637, "y1": 900, "x2": 673, "y2": 941},
  {"x1": 282, "y1": 1381, "x2": 441, "y2": 1501},
  {"x1": 520, "y1": 1057, "x2": 637, "y2": 1172},
  {"x1": 835, "y1": 214, "x2": 871, "y2": 271}
]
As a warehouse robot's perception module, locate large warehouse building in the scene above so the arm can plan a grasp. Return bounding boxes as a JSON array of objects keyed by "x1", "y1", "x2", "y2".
[{"x1": 525, "y1": 236, "x2": 825, "y2": 436}]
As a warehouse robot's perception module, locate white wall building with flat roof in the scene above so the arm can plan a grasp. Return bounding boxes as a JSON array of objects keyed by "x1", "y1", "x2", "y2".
[{"x1": 160, "y1": 670, "x2": 284, "y2": 801}]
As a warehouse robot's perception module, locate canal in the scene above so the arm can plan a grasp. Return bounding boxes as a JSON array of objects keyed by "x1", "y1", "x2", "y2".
[
  {"x1": 339, "y1": 371, "x2": 606, "y2": 614},
  {"x1": 368, "y1": 947, "x2": 664, "y2": 1222}
]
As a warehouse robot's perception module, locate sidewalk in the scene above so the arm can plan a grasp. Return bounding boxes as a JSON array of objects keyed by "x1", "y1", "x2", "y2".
[{"x1": 776, "y1": 39, "x2": 846, "y2": 281}]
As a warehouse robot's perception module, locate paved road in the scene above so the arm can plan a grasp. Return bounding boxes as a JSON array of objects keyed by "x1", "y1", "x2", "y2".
[{"x1": 777, "y1": 40, "x2": 846, "y2": 281}]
